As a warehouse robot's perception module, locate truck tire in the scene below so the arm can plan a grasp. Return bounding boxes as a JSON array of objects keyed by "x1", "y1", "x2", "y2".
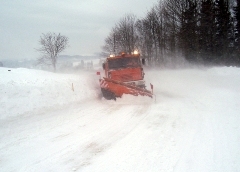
[{"x1": 101, "y1": 88, "x2": 116, "y2": 101}]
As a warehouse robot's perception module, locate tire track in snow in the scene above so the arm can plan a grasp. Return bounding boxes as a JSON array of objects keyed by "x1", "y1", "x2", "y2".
[
  {"x1": 0, "y1": 96, "x2": 152, "y2": 172},
  {"x1": 40, "y1": 102, "x2": 150, "y2": 171},
  {"x1": 73, "y1": 103, "x2": 152, "y2": 170},
  {"x1": 0, "y1": 98, "x2": 121, "y2": 150}
]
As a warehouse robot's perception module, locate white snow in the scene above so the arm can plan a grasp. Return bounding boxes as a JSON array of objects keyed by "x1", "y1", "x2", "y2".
[{"x1": 0, "y1": 66, "x2": 240, "y2": 172}]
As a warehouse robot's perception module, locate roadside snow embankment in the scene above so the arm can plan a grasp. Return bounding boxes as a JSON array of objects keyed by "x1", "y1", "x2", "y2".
[{"x1": 0, "y1": 68, "x2": 98, "y2": 119}]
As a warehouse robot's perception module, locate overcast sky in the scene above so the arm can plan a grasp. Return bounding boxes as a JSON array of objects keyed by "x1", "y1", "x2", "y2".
[{"x1": 0, "y1": 0, "x2": 159, "y2": 60}]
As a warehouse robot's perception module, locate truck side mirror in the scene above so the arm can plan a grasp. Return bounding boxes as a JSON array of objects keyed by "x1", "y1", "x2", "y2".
[
  {"x1": 102, "y1": 63, "x2": 105, "y2": 70},
  {"x1": 142, "y1": 58, "x2": 145, "y2": 65}
]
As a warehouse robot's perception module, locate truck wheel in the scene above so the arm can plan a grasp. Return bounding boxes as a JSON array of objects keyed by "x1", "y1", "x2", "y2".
[
  {"x1": 138, "y1": 85, "x2": 146, "y2": 89},
  {"x1": 101, "y1": 88, "x2": 116, "y2": 101}
]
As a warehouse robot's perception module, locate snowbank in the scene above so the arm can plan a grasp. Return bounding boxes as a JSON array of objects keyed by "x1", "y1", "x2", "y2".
[{"x1": 0, "y1": 68, "x2": 98, "y2": 120}]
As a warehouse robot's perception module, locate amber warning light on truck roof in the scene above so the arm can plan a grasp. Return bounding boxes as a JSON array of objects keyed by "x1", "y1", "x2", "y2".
[{"x1": 133, "y1": 50, "x2": 139, "y2": 55}]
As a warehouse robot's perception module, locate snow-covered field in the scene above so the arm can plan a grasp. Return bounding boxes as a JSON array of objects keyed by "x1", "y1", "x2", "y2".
[{"x1": 0, "y1": 66, "x2": 240, "y2": 172}]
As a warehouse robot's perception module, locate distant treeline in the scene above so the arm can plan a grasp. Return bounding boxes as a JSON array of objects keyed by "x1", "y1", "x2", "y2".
[{"x1": 102, "y1": 0, "x2": 240, "y2": 67}]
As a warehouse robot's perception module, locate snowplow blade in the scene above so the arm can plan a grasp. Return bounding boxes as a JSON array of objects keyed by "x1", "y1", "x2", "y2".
[{"x1": 99, "y1": 78, "x2": 153, "y2": 100}]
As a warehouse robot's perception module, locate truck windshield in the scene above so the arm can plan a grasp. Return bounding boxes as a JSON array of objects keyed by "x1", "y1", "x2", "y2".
[{"x1": 108, "y1": 58, "x2": 140, "y2": 70}]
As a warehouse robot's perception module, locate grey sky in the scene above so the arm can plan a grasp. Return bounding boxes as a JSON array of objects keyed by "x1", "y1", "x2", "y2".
[{"x1": 0, "y1": 0, "x2": 158, "y2": 60}]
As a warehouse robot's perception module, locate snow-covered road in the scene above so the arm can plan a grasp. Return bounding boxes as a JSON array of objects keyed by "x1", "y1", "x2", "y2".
[{"x1": 0, "y1": 66, "x2": 240, "y2": 171}]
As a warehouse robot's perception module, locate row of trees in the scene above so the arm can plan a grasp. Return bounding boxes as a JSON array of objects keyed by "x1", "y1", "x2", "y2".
[{"x1": 102, "y1": 0, "x2": 240, "y2": 67}]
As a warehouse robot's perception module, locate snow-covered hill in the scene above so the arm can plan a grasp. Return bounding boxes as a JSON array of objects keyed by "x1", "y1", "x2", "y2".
[{"x1": 0, "y1": 66, "x2": 240, "y2": 172}]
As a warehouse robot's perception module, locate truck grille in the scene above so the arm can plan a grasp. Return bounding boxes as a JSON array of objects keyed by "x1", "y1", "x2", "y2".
[{"x1": 121, "y1": 74, "x2": 133, "y2": 81}]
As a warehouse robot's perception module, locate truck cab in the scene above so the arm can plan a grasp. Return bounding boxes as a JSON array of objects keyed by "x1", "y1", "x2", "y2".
[{"x1": 103, "y1": 52, "x2": 145, "y2": 88}]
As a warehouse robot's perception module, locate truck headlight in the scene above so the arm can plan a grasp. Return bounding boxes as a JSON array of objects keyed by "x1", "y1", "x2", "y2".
[
  {"x1": 108, "y1": 72, "x2": 112, "y2": 78},
  {"x1": 133, "y1": 50, "x2": 139, "y2": 55}
]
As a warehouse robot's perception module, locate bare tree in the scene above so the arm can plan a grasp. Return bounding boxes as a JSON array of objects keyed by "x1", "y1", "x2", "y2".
[
  {"x1": 135, "y1": 18, "x2": 154, "y2": 62},
  {"x1": 102, "y1": 27, "x2": 119, "y2": 55},
  {"x1": 37, "y1": 33, "x2": 69, "y2": 72},
  {"x1": 102, "y1": 14, "x2": 138, "y2": 56},
  {"x1": 117, "y1": 14, "x2": 138, "y2": 54}
]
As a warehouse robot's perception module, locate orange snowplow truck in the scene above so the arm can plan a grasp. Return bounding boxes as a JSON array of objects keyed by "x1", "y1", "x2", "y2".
[{"x1": 97, "y1": 52, "x2": 153, "y2": 100}]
